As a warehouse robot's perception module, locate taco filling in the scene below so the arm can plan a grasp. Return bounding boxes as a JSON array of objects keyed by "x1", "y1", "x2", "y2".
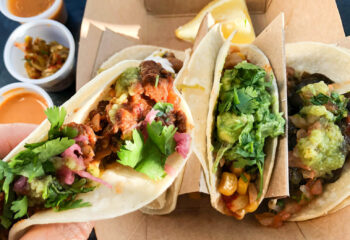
[
  {"x1": 212, "y1": 49, "x2": 285, "y2": 219},
  {"x1": 0, "y1": 52, "x2": 191, "y2": 237},
  {"x1": 256, "y1": 70, "x2": 350, "y2": 227}
]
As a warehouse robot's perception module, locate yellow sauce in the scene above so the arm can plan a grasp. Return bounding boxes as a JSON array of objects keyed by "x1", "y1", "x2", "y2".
[{"x1": 0, "y1": 89, "x2": 48, "y2": 124}]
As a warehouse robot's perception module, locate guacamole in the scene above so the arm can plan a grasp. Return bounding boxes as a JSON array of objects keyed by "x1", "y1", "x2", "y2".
[
  {"x1": 299, "y1": 81, "x2": 330, "y2": 102},
  {"x1": 115, "y1": 67, "x2": 140, "y2": 97},
  {"x1": 290, "y1": 82, "x2": 349, "y2": 177},
  {"x1": 213, "y1": 61, "x2": 285, "y2": 195},
  {"x1": 296, "y1": 119, "x2": 345, "y2": 177}
]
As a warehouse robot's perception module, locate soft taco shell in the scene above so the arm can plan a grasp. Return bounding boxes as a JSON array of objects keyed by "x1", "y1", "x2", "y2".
[
  {"x1": 97, "y1": 45, "x2": 190, "y2": 215},
  {"x1": 286, "y1": 42, "x2": 350, "y2": 221},
  {"x1": 8, "y1": 56, "x2": 193, "y2": 239},
  {"x1": 178, "y1": 24, "x2": 225, "y2": 191},
  {"x1": 206, "y1": 38, "x2": 279, "y2": 215}
]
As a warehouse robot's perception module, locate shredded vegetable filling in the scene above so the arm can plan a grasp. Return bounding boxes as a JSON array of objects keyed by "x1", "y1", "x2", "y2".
[{"x1": 15, "y1": 36, "x2": 69, "y2": 79}]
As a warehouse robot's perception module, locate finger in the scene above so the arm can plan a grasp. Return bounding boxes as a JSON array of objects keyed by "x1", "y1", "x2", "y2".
[
  {"x1": 0, "y1": 123, "x2": 37, "y2": 158},
  {"x1": 21, "y1": 222, "x2": 94, "y2": 240}
]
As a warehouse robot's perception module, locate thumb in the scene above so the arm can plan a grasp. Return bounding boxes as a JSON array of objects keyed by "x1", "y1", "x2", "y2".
[
  {"x1": 0, "y1": 123, "x2": 38, "y2": 158},
  {"x1": 21, "y1": 222, "x2": 94, "y2": 240}
]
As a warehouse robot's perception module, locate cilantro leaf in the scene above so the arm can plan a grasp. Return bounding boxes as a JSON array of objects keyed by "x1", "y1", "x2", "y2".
[
  {"x1": 218, "y1": 89, "x2": 236, "y2": 113},
  {"x1": 24, "y1": 141, "x2": 46, "y2": 149},
  {"x1": 0, "y1": 216, "x2": 12, "y2": 229},
  {"x1": 256, "y1": 161, "x2": 264, "y2": 198},
  {"x1": 44, "y1": 178, "x2": 93, "y2": 210},
  {"x1": 234, "y1": 61, "x2": 266, "y2": 86},
  {"x1": 310, "y1": 93, "x2": 330, "y2": 105},
  {"x1": 33, "y1": 138, "x2": 75, "y2": 162},
  {"x1": 147, "y1": 121, "x2": 176, "y2": 156},
  {"x1": 155, "y1": 75, "x2": 159, "y2": 87},
  {"x1": 11, "y1": 196, "x2": 28, "y2": 219},
  {"x1": 310, "y1": 92, "x2": 348, "y2": 120},
  {"x1": 117, "y1": 130, "x2": 144, "y2": 168},
  {"x1": 8, "y1": 149, "x2": 38, "y2": 169},
  {"x1": 0, "y1": 161, "x2": 14, "y2": 202},
  {"x1": 213, "y1": 143, "x2": 231, "y2": 173},
  {"x1": 1, "y1": 190, "x2": 14, "y2": 228},
  {"x1": 12, "y1": 162, "x2": 44, "y2": 182},
  {"x1": 153, "y1": 102, "x2": 174, "y2": 115},
  {"x1": 61, "y1": 126, "x2": 79, "y2": 139},
  {"x1": 8, "y1": 149, "x2": 45, "y2": 182},
  {"x1": 233, "y1": 158, "x2": 257, "y2": 168},
  {"x1": 135, "y1": 140, "x2": 166, "y2": 180},
  {"x1": 58, "y1": 199, "x2": 91, "y2": 211},
  {"x1": 45, "y1": 107, "x2": 67, "y2": 139},
  {"x1": 235, "y1": 88, "x2": 259, "y2": 114}
]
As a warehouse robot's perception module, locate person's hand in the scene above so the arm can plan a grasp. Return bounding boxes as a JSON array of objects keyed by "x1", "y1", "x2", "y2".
[
  {"x1": 21, "y1": 222, "x2": 94, "y2": 240},
  {"x1": 0, "y1": 123, "x2": 94, "y2": 240},
  {"x1": 0, "y1": 123, "x2": 37, "y2": 158}
]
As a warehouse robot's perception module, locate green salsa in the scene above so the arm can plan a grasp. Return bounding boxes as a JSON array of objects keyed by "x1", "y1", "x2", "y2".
[{"x1": 296, "y1": 119, "x2": 345, "y2": 177}]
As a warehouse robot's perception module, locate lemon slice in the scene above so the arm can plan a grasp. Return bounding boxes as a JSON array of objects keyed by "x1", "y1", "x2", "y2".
[{"x1": 175, "y1": 0, "x2": 255, "y2": 44}]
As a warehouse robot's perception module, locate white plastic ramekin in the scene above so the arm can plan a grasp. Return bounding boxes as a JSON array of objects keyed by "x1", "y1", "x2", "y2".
[
  {"x1": 0, "y1": 0, "x2": 67, "y2": 23},
  {"x1": 0, "y1": 82, "x2": 54, "y2": 107},
  {"x1": 3, "y1": 19, "x2": 75, "y2": 92}
]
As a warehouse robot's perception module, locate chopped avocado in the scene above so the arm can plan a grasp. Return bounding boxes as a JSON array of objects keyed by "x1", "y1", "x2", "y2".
[
  {"x1": 29, "y1": 176, "x2": 53, "y2": 200},
  {"x1": 108, "y1": 94, "x2": 128, "y2": 124},
  {"x1": 299, "y1": 81, "x2": 330, "y2": 102},
  {"x1": 87, "y1": 161, "x2": 100, "y2": 178},
  {"x1": 300, "y1": 105, "x2": 335, "y2": 123},
  {"x1": 115, "y1": 67, "x2": 140, "y2": 97},
  {"x1": 216, "y1": 112, "x2": 254, "y2": 144},
  {"x1": 221, "y1": 69, "x2": 237, "y2": 91},
  {"x1": 290, "y1": 105, "x2": 334, "y2": 128},
  {"x1": 296, "y1": 120, "x2": 345, "y2": 177}
]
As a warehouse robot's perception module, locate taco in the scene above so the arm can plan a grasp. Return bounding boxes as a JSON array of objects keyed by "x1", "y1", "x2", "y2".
[
  {"x1": 97, "y1": 46, "x2": 189, "y2": 215},
  {"x1": 256, "y1": 42, "x2": 350, "y2": 227},
  {"x1": 206, "y1": 36, "x2": 285, "y2": 219},
  {"x1": 2, "y1": 48, "x2": 193, "y2": 240}
]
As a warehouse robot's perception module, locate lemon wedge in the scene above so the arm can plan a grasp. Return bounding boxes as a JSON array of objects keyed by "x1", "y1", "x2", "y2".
[{"x1": 175, "y1": 0, "x2": 255, "y2": 44}]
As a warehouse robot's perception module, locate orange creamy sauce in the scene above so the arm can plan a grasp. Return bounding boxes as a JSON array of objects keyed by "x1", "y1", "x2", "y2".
[
  {"x1": 0, "y1": 90, "x2": 48, "y2": 124},
  {"x1": 8, "y1": 0, "x2": 55, "y2": 18}
]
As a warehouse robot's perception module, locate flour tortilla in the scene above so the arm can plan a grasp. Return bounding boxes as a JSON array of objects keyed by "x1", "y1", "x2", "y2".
[
  {"x1": 178, "y1": 24, "x2": 225, "y2": 193},
  {"x1": 97, "y1": 45, "x2": 190, "y2": 215},
  {"x1": 206, "y1": 37, "x2": 279, "y2": 215},
  {"x1": 286, "y1": 42, "x2": 350, "y2": 221},
  {"x1": 8, "y1": 49, "x2": 193, "y2": 239}
]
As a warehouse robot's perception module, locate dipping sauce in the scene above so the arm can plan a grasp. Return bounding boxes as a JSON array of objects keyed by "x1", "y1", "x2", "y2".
[
  {"x1": 0, "y1": 89, "x2": 48, "y2": 124},
  {"x1": 8, "y1": 0, "x2": 55, "y2": 18}
]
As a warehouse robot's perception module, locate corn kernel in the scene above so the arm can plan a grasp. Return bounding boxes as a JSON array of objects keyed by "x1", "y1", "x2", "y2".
[
  {"x1": 237, "y1": 173, "x2": 250, "y2": 195},
  {"x1": 218, "y1": 172, "x2": 238, "y2": 196},
  {"x1": 245, "y1": 201, "x2": 259, "y2": 213},
  {"x1": 230, "y1": 165, "x2": 243, "y2": 176},
  {"x1": 228, "y1": 194, "x2": 249, "y2": 212}
]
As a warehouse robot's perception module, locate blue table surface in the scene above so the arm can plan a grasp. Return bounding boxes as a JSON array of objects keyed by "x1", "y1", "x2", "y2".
[{"x1": 0, "y1": 0, "x2": 349, "y2": 239}]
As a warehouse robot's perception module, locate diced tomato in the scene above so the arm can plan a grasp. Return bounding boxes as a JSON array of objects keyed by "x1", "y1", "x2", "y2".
[
  {"x1": 167, "y1": 89, "x2": 180, "y2": 110},
  {"x1": 144, "y1": 79, "x2": 168, "y2": 102},
  {"x1": 307, "y1": 179, "x2": 323, "y2": 196},
  {"x1": 288, "y1": 151, "x2": 311, "y2": 171},
  {"x1": 115, "y1": 108, "x2": 137, "y2": 138},
  {"x1": 130, "y1": 95, "x2": 152, "y2": 120}
]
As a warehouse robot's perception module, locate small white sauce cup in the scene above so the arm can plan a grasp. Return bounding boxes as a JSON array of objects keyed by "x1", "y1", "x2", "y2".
[
  {"x1": 0, "y1": 0, "x2": 67, "y2": 24},
  {"x1": 3, "y1": 19, "x2": 75, "y2": 92},
  {"x1": 0, "y1": 82, "x2": 54, "y2": 108}
]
